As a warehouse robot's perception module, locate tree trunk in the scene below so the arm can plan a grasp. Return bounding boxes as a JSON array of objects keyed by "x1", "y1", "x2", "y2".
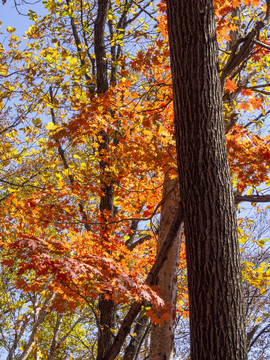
[
  {"x1": 150, "y1": 174, "x2": 182, "y2": 360},
  {"x1": 166, "y1": 1, "x2": 247, "y2": 359},
  {"x1": 94, "y1": 1, "x2": 116, "y2": 359},
  {"x1": 47, "y1": 313, "x2": 63, "y2": 360},
  {"x1": 123, "y1": 314, "x2": 149, "y2": 360}
]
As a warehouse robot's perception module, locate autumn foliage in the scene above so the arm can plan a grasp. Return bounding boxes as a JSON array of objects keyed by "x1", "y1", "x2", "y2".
[{"x1": 0, "y1": 0, "x2": 269, "y2": 358}]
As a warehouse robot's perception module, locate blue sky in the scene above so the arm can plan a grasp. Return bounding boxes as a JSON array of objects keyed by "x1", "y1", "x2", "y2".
[
  {"x1": 1, "y1": 1, "x2": 29, "y2": 36},
  {"x1": 0, "y1": 1, "x2": 46, "y2": 39}
]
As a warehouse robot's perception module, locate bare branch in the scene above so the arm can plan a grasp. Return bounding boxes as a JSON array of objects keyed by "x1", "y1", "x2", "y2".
[
  {"x1": 235, "y1": 194, "x2": 270, "y2": 204},
  {"x1": 127, "y1": 235, "x2": 151, "y2": 251},
  {"x1": 249, "y1": 323, "x2": 270, "y2": 349},
  {"x1": 6, "y1": 316, "x2": 30, "y2": 360},
  {"x1": 253, "y1": 39, "x2": 270, "y2": 51},
  {"x1": 221, "y1": 0, "x2": 270, "y2": 86},
  {"x1": 18, "y1": 294, "x2": 56, "y2": 360}
]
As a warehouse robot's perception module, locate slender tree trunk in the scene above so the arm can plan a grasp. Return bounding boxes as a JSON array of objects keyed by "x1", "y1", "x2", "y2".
[
  {"x1": 94, "y1": 1, "x2": 116, "y2": 359},
  {"x1": 150, "y1": 174, "x2": 182, "y2": 360},
  {"x1": 122, "y1": 314, "x2": 149, "y2": 360},
  {"x1": 166, "y1": 1, "x2": 247, "y2": 359},
  {"x1": 47, "y1": 313, "x2": 63, "y2": 360}
]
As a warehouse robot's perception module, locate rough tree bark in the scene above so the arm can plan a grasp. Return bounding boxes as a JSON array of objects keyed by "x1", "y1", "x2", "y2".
[
  {"x1": 150, "y1": 173, "x2": 182, "y2": 360},
  {"x1": 166, "y1": 1, "x2": 247, "y2": 359}
]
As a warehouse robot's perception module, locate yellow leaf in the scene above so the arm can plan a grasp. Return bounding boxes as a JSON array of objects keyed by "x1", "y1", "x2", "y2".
[
  {"x1": 45, "y1": 122, "x2": 56, "y2": 130},
  {"x1": 66, "y1": 56, "x2": 77, "y2": 66},
  {"x1": 7, "y1": 26, "x2": 16, "y2": 33},
  {"x1": 246, "y1": 188, "x2": 252, "y2": 196}
]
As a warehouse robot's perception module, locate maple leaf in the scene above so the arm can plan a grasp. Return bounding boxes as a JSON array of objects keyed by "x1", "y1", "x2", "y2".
[
  {"x1": 230, "y1": 23, "x2": 238, "y2": 32},
  {"x1": 231, "y1": 0, "x2": 240, "y2": 7},
  {"x1": 140, "y1": 289, "x2": 152, "y2": 301},
  {"x1": 241, "y1": 88, "x2": 253, "y2": 97},
  {"x1": 249, "y1": 96, "x2": 263, "y2": 110},
  {"x1": 240, "y1": 101, "x2": 250, "y2": 111},
  {"x1": 157, "y1": 0, "x2": 166, "y2": 12},
  {"x1": 262, "y1": 151, "x2": 270, "y2": 160},
  {"x1": 250, "y1": 0, "x2": 261, "y2": 6},
  {"x1": 225, "y1": 78, "x2": 238, "y2": 93},
  {"x1": 1, "y1": 259, "x2": 14, "y2": 267},
  {"x1": 156, "y1": 39, "x2": 164, "y2": 49},
  {"x1": 218, "y1": 24, "x2": 231, "y2": 41},
  {"x1": 161, "y1": 312, "x2": 171, "y2": 322}
]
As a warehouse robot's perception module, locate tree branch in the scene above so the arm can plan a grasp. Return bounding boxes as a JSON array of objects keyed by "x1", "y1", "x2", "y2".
[
  {"x1": 49, "y1": 87, "x2": 91, "y2": 231},
  {"x1": 253, "y1": 39, "x2": 270, "y2": 51},
  {"x1": 18, "y1": 294, "x2": 55, "y2": 360},
  {"x1": 221, "y1": 0, "x2": 270, "y2": 86},
  {"x1": 235, "y1": 194, "x2": 270, "y2": 204},
  {"x1": 249, "y1": 323, "x2": 270, "y2": 349}
]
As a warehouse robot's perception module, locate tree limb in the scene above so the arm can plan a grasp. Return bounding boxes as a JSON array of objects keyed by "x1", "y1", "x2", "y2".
[
  {"x1": 249, "y1": 323, "x2": 270, "y2": 349},
  {"x1": 235, "y1": 194, "x2": 270, "y2": 204},
  {"x1": 18, "y1": 294, "x2": 55, "y2": 360},
  {"x1": 221, "y1": 0, "x2": 270, "y2": 86}
]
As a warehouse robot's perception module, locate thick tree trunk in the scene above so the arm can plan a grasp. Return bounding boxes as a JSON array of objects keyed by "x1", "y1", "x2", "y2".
[
  {"x1": 150, "y1": 174, "x2": 182, "y2": 360},
  {"x1": 166, "y1": 1, "x2": 247, "y2": 359}
]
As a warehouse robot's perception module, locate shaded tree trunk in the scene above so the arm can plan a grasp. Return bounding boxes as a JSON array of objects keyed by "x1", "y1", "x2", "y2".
[
  {"x1": 150, "y1": 174, "x2": 182, "y2": 360},
  {"x1": 47, "y1": 313, "x2": 63, "y2": 360},
  {"x1": 94, "y1": 1, "x2": 116, "y2": 359},
  {"x1": 166, "y1": 1, "x2": 247, "y2": 359},
  {"x1": 122, "y1": 314, "x2": 149, "y2": 360}
]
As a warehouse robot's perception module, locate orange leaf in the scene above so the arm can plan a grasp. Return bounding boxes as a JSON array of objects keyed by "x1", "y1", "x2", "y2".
[
  {"x1": 239, "y1": 101, "x2": 250, "y2": 111},
  {"x1": 225, "y1": 78, "x2": 238, "y2": 93},
  {"x1": 241, "y1": 88, "x2": 253, "y2": 97},
  {"x1": 231, "y1": 0, "x2": 240, "y2": 7},
  {"x1": 250, "y1": 0, "x2": 261, "y2": 6},
  {"x1": 249, "y1": 96, "x2": 263, "y2": 110}
]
